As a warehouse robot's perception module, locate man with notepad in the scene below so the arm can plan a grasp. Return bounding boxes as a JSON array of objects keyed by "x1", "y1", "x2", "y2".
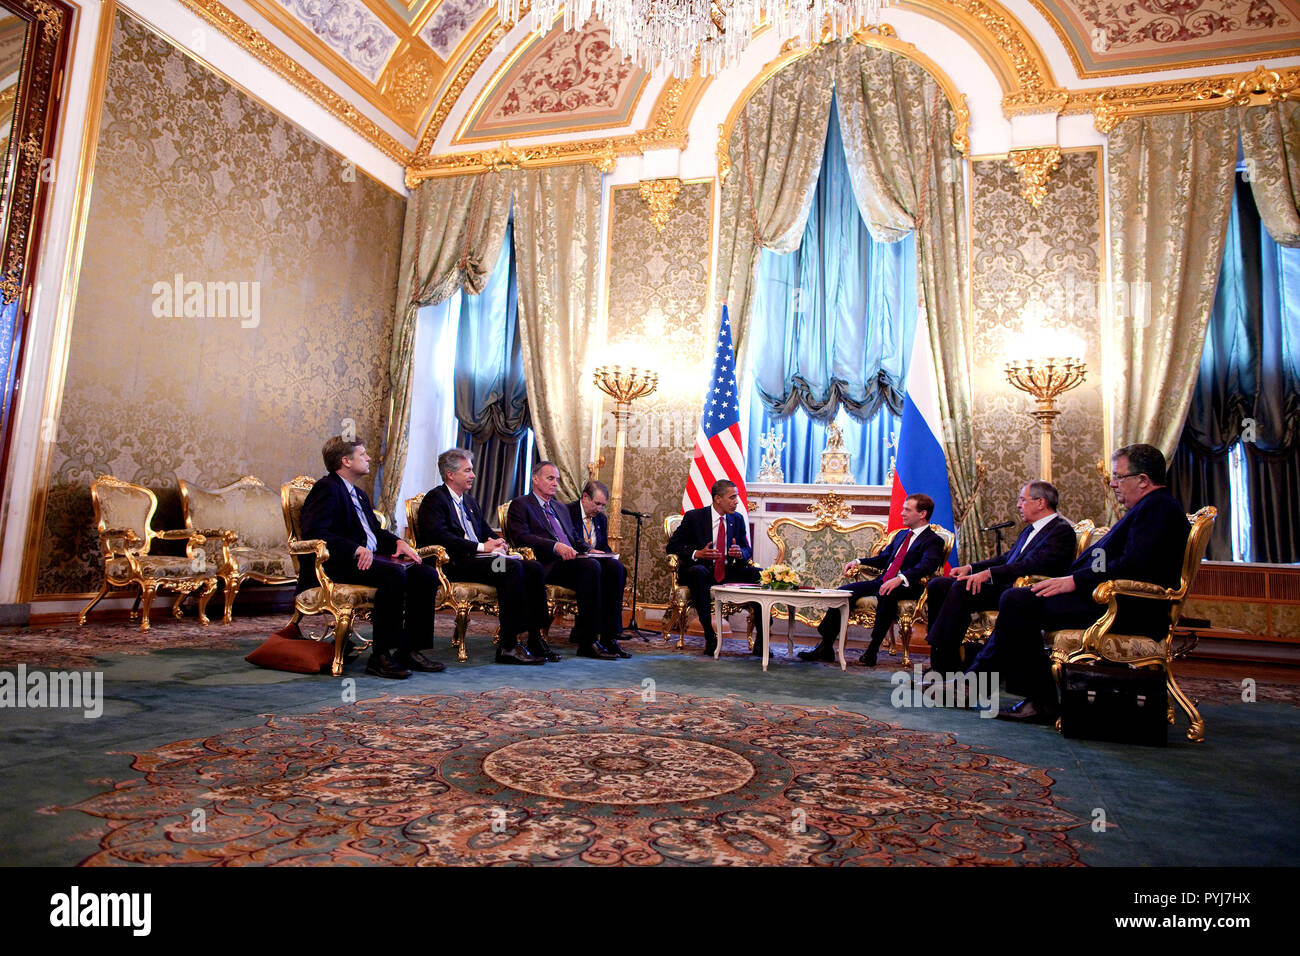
[{"x1": 416, "y1": 449, "x2": 552, "y2": 665}]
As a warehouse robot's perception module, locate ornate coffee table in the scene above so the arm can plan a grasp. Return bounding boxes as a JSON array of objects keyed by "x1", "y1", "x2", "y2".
[{"x1": 709, "y1": 584, "x2": 851, "y2": 672}]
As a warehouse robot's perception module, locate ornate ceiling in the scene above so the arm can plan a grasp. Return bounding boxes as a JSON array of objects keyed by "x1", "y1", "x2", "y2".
[{"x1": 177, "y1": 0, "x2": 1300, "y2": 172}]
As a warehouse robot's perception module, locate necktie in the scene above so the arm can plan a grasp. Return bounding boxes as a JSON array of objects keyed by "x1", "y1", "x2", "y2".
[
  {"x1": 544, "y1": 502, "x2": 572, "y2": 547},
  {"x1": 456, "y1": 499, "x2": 478, "y2": 543},
  {"x1": 348, "y1": 485, "x2": 377, "y2": 552},
  {"x1": 714, "y1": 515, "x2": 726, "y2": 582},
  {"x1": 1006, "y1": 526, "x2": 1031, "y2": 563},
  {"x1": 583, "y1": 516, "x2": 594, "y2": 547},
  {"x1": 884, "y1": 530, "x2": 911, "y2": 581}
]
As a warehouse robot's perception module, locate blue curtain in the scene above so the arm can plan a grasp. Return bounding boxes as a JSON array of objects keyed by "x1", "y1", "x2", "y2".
[
  {"x1": 745, "y1": 93, "x2": 917, "y2": 485},
  {"x1": 454, "y1": 218, "x2": 529, "y2": 443},
  {"x1": 451, "y1": 217, "x2": 532, "y2": 513},
  {"x1": 1171, "y1": 173, "x2": 1300, "y2": 562}
]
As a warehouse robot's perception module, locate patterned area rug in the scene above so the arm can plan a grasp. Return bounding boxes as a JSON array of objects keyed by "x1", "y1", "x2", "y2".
[{"x1": 48, "y1": 688, "x2": 1086, "y2": 866}]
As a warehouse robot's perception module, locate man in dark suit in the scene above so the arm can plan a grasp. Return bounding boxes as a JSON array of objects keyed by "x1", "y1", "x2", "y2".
[
  {"x1": 665, "y1": 479, "x2": 763, "y2": 656},
  {"x1": 298, "y1": 435, "x2": 443, "y2": 679},
  {"x1": 415, "y1": 448, "x2": 552, "y2": 665},
  {"x1": 798, "y1": 493, "x2": 946, "y2": 666},
  {"x1": 505, "y1": 461, "x2": 625, "y2": 659},
  {"x1": 970, "y1": 443, "x2": 1191, "y2": 723},
  {"x1": 564, "y1": 479, "x2": 629, "y2": 657},
  {"x1": 924, "y1": 480, "x2": 1076, "y2": 674}
]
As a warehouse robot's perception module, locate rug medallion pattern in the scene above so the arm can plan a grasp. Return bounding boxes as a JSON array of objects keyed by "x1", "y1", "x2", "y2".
[{"x1": 51, "y1": 688, "x2": 1088, "y2": 866}]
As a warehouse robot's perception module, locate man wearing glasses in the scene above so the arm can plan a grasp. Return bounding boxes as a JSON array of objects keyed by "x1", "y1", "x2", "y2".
[{"x1": 963, "y1": 443, "x2": 1190, "y2": 723}]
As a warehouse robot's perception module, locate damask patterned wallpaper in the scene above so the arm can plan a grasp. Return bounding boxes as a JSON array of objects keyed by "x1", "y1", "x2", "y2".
[
  {"x1": 970, "y1": 150, "x2": 1109, "y2": 536},
  {"x1": 34, "y1": 12, "x2": 405, "y2": 596},
  {"x1": 603, "y1": 181, "x2": 714, "y2": 605}
]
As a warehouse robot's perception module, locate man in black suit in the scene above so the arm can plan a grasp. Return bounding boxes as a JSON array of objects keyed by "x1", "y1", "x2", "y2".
[
  {"x1": 564, "y1": 479, "x2": 629, "y2": 657},
  {"x1": 971, "y1": 443, "x2": 1191, "y2": 723},
  {"x1": 298, "y1": 435, "x2": 443, "y2": 679},
  {"x1": 665, "y1": 479, "x2": 763, "y2": 656},
  {"x1": 924, "y1": 480, "x2": 1076, "y2": 674},
  {"x1": 415, "y1": 448, "x2": 552, "y2": 665},
  {"x1": 798, "y1": 493, "x2": 946, "y2": 666},
  {"x1": 505, "y1": 461, "x2": 625, "y2": 659}
]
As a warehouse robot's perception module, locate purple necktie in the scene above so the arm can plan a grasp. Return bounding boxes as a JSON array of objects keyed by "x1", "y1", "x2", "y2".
[{"x1": 544, "y1": 502, "x2": 572, "y2": 547}]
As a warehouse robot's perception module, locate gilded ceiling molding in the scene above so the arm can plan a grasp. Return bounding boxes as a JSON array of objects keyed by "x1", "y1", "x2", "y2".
[
  {"x1": 638, "y1": 178, "x2": 683, "y2": 232},
  {"x1": 405, "y1": 75, "x2": 696, "y2": 184},
  {"x1": 715, "y1": 23, "x2": 971, "y2": 188},
  {"x1": 901, "y1": 0, "x2": 1059, "y2": 98},
  {"x1": 383, "y1": 45, "x2": 440, "y2": 117},
  {"x1": 414, "y1": 18, "x2": 513, "y2": 159},
  {"x1": 1007, "y1": 145, "x2": 1061, "y2": 207},
  {"x1": 174, "y1": 0, "x2": 412, "y2": 164},
  {"x1": 1047, "y1": 65, "x2": 1300, "y2": 133}
]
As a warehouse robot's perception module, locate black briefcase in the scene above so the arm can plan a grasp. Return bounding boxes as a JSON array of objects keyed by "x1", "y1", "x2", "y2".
[{"x1": 1059, "y1": 661, "x2": 1167, "y2": 746}]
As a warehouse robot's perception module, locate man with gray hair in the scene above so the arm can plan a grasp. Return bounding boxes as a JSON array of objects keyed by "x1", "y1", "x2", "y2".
[
  {"x1": 923, "y1": 480, "x2": 1076, "y2": 674},
  {"x1": 415, "y1": 449, "x2": 552, "y2": 664}
]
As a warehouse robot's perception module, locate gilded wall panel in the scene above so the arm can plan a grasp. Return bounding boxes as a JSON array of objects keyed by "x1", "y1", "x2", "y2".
[
  {"x1": 603, "y1": 181, "x2": 713, "y2": 605},
  {"x1": 970, "y1": 151, "x2": 1108, "y2": 534},
  {"x1": 35, "y1": 12, "x2": 406, "y2": 596}
]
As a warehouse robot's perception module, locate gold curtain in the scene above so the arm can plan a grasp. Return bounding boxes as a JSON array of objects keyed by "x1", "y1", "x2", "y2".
[
  {"x1": 714, "y1": 43, "x2": 835, "y2": 367},
  {"x1": 834, "y1": 41, "x2": 982, "y2": 551},
  {"x1": 379, "y1": 173, "x2": 514, "y2": 515},
  {"x1": 513, "y1": 165, "x2": 603, "y2": 499},
  {"x1": 1242, "y1": 101, "x2": 1300, "y2": 247},
  {"x1": 1107, "y1": 110, "x2": 1239, "y2": 458}
]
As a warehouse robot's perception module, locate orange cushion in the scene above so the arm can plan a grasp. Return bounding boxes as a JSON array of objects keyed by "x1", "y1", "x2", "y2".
[{"x1": 245, "y1": 628, "x2": 334, "y2": 674}]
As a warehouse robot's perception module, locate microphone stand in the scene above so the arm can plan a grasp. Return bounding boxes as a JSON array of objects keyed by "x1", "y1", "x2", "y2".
[{"x1": 622, "y1": 510, "x2": 656, "y2": 638}]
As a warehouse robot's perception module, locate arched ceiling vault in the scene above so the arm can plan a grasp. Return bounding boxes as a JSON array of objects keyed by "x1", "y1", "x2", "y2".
[{"x1": 174, "y1": 0, "x2": 1300, "y2": 180}]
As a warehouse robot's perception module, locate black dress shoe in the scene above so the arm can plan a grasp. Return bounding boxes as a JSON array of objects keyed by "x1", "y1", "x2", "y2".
[
  {"x1": 365, "y1": 652, "x2": 411, "y2": 679},
  {"x1": 601, "y1": 637, "x2": 631, "y2": 659},
  {"x1": 575, "y1": 643, "x2": 618, "y2": 660},
  {"x1": 398, "y1": 650, "x2": 446, "y2": 673},
  {"x1": 527, "y1": 637, "x2": 561, "y2": 662},
  {"x1": 858, "y1": 648, "x2": 879, "y2": 666},
  {"x1": 496, "y1": 645, "x2": 544, "y2": 665},
  {"x1": 702, "y1": 640, "x2": 718, "y2": 656},
  {"x1": 797, "y1": 643, "x2": 836, "y2": 663},
  {"x1": 995, "y1": 699, "x2": 1058, "y2": 724}
]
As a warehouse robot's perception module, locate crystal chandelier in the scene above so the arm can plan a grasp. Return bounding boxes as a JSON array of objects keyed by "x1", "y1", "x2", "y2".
[{"x1": 498, "y1": 0, "x2": 895, "y2": 79}]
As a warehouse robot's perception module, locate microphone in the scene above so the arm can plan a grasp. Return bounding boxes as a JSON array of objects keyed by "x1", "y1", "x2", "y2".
[
  {"x1": 981, "y1": 520, "x2": 1015, "y2": 532},
  {"x1": 621, "y1": 508, "x2": 651, "y2": 518}
]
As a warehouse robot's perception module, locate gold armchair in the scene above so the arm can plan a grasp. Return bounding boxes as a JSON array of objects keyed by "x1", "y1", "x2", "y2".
[
  {"x1": 1049, "y1": 507, "x2": 1217, "y2": 743},
  {"x1": 497, "y1": 502, "x2": 581, "y2": 629},
  {"x1": 766, "y1": 512, "x2": 887, "y2": 626},
  {"x1": 78, "y1": 475, "x2": 219, "y2": 632},
  {"x1": 279, "y1": 476, "x2": 377, "y2": 677},
  {"x1": 180, "y1": 475, "x2": 296, "y2": 623},
  {"x1": 661, "y1": 513, "x2": 758, "y2": 650},
  {"x1": 845, "y1": 523, "x2": 955, "y2": 666},
  {"x1": 405, "y1": 493, "x2": 508, "y2": 662}
]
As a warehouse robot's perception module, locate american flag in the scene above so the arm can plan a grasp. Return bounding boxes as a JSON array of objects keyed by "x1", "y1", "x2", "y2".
[{"x1": 683, "y1": 305, "x2": 747, "y2": 512}]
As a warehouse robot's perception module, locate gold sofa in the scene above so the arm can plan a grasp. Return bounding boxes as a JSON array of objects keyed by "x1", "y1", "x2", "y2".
[{"x1": 180, "y1": 475, "x2": 296, "y2": 623}]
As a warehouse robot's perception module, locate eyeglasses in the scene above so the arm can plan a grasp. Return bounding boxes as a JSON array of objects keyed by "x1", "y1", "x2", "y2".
[{"x1": 1110, "y1": 472, "x2": 1143, "y2": 482}]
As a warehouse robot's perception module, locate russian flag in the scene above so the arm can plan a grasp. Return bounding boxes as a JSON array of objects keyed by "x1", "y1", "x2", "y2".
[{"x1": 889, "y1": 320, "x2": 958, "y2": 565}]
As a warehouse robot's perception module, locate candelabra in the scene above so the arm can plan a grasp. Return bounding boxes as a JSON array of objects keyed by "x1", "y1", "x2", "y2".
[
  {"x1": 592, "y1": 364, "x2": 658, "y2": 551},
  {"x1": 1004, "y1": 356, "x2": 1086, "y2": 482}
]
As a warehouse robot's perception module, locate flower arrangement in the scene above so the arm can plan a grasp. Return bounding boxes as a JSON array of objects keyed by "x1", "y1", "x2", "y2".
[{"x1": 760, "y1": 564, "x2": 800, "y2": 591}]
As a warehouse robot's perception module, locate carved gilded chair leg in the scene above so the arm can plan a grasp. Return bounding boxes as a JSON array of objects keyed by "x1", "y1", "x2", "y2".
[
  {"x1": 171, "y1": 591, "x2": 186, "y2": 620},
  {"x1": 454, "y1": 607, "x2": 471, "y2": 662},
  {"x1": 138, "y1": 584, "x2": 158, "y2": 632},
  {"x1": 129, "y1": 593, "x2": 142, "y2": 621},
  {"x1": 1166, "y1": 669, "x2": 1205, "y2": 743},
  {"x1": 678, "y1": 606, "x2": 690, "y2": 650},
  {"x1": 222, "y1": 574, "x2": 240, "y2": 624},
  {"x1": 78, "y1": 580, "x2": 111, "y2": 626},
  {"x1": 197, "y1": 578, "x2": 217, "y2": 626},
  {"x1": 900, "y1": 623, "x2": 912, "y2": 667},
  {"x1": 331, "y1": 610, "x2": 353, "y2": 677}
]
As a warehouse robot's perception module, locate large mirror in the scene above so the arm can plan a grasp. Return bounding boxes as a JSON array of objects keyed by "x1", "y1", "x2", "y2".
[{"x1": 0, "y1": 0, "x2": 71, "y2": 495}]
